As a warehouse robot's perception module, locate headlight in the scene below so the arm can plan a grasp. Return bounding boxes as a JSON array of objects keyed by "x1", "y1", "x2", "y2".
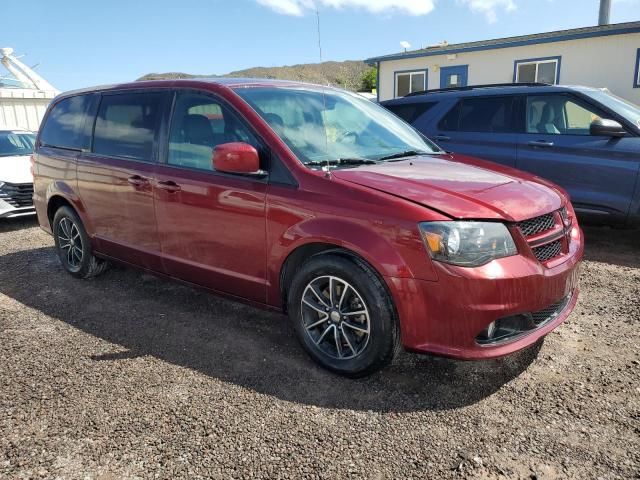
[{"x1": 419, "y1": 221, "x2": 517, "y2": 267}]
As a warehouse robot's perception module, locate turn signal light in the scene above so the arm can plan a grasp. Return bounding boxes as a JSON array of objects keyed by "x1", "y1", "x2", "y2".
[{"x1": 423, "y1": 231, "x2": 443, "y2": 254}]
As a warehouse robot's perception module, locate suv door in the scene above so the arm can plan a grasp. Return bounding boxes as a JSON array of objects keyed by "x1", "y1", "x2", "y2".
[
  {"x1": 431, "y1": 95, "x2": 520, "y2": 167},
  {"x1": 77, "y1": 90, "x2": 169, "y2": 271},
  {"x1": 154, "y1": 90, "x2": 267, "y2": 303},
  {"x1": 517, "y1": 93, "x2": 640, "y2": 222}
]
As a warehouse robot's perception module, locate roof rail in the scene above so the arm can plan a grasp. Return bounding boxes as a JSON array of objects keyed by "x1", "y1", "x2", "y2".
[{"x1": 404, "y1": 82, "x2": 552, "y2": 97}]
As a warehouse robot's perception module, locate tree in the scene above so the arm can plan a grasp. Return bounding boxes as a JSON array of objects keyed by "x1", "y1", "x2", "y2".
[{"x1": 360, "y1": 67, "x2": 377, "y2": 92}]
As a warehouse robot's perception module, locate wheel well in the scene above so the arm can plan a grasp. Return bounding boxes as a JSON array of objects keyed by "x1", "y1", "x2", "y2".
[
  {"x1": 279, "y1": 243, "x2": 390, "y2": 313},
  {"x1": 47, "y1": 196, "x2": 74, "y2": 227}
]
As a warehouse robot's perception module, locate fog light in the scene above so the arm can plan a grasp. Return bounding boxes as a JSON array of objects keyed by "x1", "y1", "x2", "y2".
[
  {"x1": 485, "y1": 321, "x2": 496, "y2": 339},
  {"x1": 476, "y1": 314, "x2": 533, "y2": 345}
]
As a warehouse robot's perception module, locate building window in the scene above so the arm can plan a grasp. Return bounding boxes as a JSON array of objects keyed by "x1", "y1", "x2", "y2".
[
  {"x1": 395, "y1": 71, "x2": 426, "y2": 97},
  {"x1": 514, "y1": 57, "x2": 561, "y2": 84},
  {"x1": 634, "y1": 48, "x2": 640, "y2": 88}
]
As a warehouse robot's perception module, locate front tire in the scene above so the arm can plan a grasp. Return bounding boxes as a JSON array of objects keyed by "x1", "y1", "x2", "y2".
[
  {"x1": 53, "y1": 206, "x2": 107, "y2": 279},
  {"x1": 287, "y1": 254, "x2": 400, "y2": 377}
]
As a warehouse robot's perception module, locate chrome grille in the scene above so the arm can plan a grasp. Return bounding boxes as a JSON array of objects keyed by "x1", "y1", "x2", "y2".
[
  {"x1": 532, "y1": 240, "x2": 562, "y2": 263},
  {"x1": 0, "y1": 182, "x2": 34, "y2": 208},
  {"x1": 531, "y1": 294, "x2": 572, "y2": 326},
  {"x1": 517, "y1": 212, "x2": 555, "y2": 237}
]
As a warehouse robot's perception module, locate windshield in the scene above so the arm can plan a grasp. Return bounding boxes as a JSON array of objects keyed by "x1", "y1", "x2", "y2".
[
  {"x1": 0, "y1": 132, "x2": 36, "y2": 157},
  {"x1": 235, "y1": 86, "x2": 441, "y2": 166},
  {"x1": 582, "y1": 89, "x2": 640, "y2": 130}
]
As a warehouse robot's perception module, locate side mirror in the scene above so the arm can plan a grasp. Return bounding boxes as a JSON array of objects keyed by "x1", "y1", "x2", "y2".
[
  {"x1": 213, "y1": 142, "x2": 265, "y2": 176},
  {"x1": 589, "y1": 118, "x2": 626, "y2": 138}
]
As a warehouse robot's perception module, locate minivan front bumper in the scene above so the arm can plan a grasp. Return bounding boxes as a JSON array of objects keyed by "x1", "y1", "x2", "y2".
[{"x1": 386, "y1": 227, "x2": 583, "y2": 360}]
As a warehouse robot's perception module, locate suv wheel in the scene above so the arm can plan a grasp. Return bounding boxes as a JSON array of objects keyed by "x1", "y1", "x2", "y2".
[
  {"x1": 288, "y1": 254, "x2": 400, "y2": 377},
  {"x1": 53, "y1": 206, "x2": 107, "y2": 279}
]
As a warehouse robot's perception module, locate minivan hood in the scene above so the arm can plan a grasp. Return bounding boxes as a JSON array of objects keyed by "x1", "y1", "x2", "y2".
[
  {"x1": 332, "y1": 154, "x2": 562, "y2": 222},
  {"x1": 0, "y1": 155, "x2": 33, "y2": 184}
]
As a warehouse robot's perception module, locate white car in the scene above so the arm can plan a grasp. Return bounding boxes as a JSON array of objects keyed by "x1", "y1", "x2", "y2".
[{"x1": 0, "y1": 129, "x2": 36, "y2": 218}]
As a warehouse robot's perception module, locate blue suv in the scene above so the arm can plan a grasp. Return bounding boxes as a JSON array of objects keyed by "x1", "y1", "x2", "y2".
[{"x1": 381, "y1": 84, "x2": 640, "y2": 226}]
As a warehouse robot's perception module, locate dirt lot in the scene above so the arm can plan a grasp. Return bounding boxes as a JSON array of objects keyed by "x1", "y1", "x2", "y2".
[{"x1": 0, "y1": 217, "x2": 638, "y2": 480}]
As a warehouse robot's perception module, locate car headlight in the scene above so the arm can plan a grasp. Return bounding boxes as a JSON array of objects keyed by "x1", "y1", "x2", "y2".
[{"x1": 419, "y1": 221, "x2": 517, "y2": 267}]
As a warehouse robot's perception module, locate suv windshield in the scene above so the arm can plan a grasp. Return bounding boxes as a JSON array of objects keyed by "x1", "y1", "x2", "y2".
[
  {"x1": 0, "y1": 131, "x2": 36, "y2": 157},
  {"x1": 582, "y1": 89, "x2": 640, "y2": 130},
  {"x1": 235, "y1": 86, "x2": 441, "y2": 166}
]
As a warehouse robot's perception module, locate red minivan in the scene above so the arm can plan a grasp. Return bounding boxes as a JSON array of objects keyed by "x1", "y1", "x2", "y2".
[{"x1": 33, "y1": 79, "x2": 583, "y2": 376}]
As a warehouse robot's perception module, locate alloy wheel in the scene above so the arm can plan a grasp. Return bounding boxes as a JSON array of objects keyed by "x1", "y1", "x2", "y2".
[
  {"x1": 300, "y1": 275, "x2": 371, "y2": 360},
  {"x1": 57, "y1": 217, "x2": 83, "y2": 270}
]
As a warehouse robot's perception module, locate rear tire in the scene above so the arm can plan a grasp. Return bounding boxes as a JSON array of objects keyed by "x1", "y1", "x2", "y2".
[
  {"x1": 52, "y1": 206, "x2": 107, "y2": 279},
  {"x1": 287, "y1": 254, "x2": 400, "y2": 377}
]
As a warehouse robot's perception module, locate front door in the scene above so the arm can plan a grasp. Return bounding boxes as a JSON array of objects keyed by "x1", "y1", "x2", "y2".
[
  {"x1": 516, "y1": 94, "x2": 640, "y2": 220},
  {"x1": 154, "y1": 90, "x2": 268, "y2": 303},
  {"x1": 77, "y1": 91, "x2": 168, "y2": 271}
]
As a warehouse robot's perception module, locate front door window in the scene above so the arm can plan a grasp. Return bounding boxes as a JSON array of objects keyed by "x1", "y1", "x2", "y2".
[
  {"x1": 168, "y1": 92, "x2": 260, "y2": 171},
  {"x1": 526, "y1": 95, "x2": 604, "y2": 135}
]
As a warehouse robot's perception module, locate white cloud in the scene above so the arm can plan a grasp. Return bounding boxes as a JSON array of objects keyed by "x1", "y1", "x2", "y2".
[
  {"x1": 457, "y1": 0, "x2": 516, "y2": 23},
  {"x1": 255, "y1": 0, "x2": 435, "y2": 17}
]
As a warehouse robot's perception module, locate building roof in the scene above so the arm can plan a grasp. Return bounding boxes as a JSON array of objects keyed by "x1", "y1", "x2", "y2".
[{"x1": 366, "y1": 21, "x2": 640, "y2": 64}]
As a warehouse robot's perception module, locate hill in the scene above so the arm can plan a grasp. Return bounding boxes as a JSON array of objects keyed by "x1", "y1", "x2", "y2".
[{"x1": 138, "y1": 60, "x2": 371, "y2": 91}]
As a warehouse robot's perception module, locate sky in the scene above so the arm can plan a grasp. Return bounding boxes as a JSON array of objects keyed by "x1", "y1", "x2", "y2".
[{"x1": 1, "y1": 0, "x2": 638, "y2": 91}]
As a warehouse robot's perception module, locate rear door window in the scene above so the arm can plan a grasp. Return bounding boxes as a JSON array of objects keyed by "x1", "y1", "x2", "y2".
[
  {"x1": 385, "y1": 102, "x2": 437, "y2": 124},
  {"x1": 438, "y1": 96, "x2": 517, "y2": 133},
  {"x1": 93, "y1": 92, "x2": 165, "y2": 161},
  {"x1": 40, "y1": 95, "x2": 93, "y2": 150}
]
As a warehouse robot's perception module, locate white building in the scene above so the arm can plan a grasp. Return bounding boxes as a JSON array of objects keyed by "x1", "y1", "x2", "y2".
[
  {"x1": 368, "y1": 21, "x2": 640, "y2": 104},
  {"x1": 0, "y1": 48, "x2": 59, "y2": 131}
]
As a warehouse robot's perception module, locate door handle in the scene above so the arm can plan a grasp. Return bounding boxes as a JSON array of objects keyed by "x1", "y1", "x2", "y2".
[
  {"x1": 127, "y1": 175, "x2": 149, "y2": 186},
  {"x1": 433, "y1": 135, "x2": 451, "y2": 142},
  {"x1": 528, "y1": 140, "x2": 555, "y2": 148},
  {"x1": 156, "y1": 180, "x2": 181, "y2": 193}
]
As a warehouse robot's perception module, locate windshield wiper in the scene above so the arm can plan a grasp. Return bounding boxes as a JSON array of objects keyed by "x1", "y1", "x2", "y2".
[
  {"x1": 305, "y1": 158, "x2": 378, "y2": 167},
  {"x1": 377, "y1": 150, "x2": 441, "y2": 161}
]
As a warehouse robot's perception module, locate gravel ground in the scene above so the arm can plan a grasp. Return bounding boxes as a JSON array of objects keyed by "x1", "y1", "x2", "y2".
[{"x1": 0, "y1": 217, "x2": 638, "y2": 480}]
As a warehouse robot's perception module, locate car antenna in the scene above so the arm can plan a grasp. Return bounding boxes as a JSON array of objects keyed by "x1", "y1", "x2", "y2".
[{"x1": 314, "y1": 3, "x2": 332, "y2": 178}]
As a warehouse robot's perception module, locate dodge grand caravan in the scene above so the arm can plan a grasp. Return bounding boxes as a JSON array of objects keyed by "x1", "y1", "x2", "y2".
[{"x1": 33, "y1": 79, "x2": 583, "y2": 377}]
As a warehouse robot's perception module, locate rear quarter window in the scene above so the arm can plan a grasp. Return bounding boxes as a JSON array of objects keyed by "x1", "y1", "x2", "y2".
[
  {"x1": 39, "y1": 95, "x2": 93, "y2": 150},
  {"x1": 385, "y1": 102, "x2": 437, "y2": 124}
]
